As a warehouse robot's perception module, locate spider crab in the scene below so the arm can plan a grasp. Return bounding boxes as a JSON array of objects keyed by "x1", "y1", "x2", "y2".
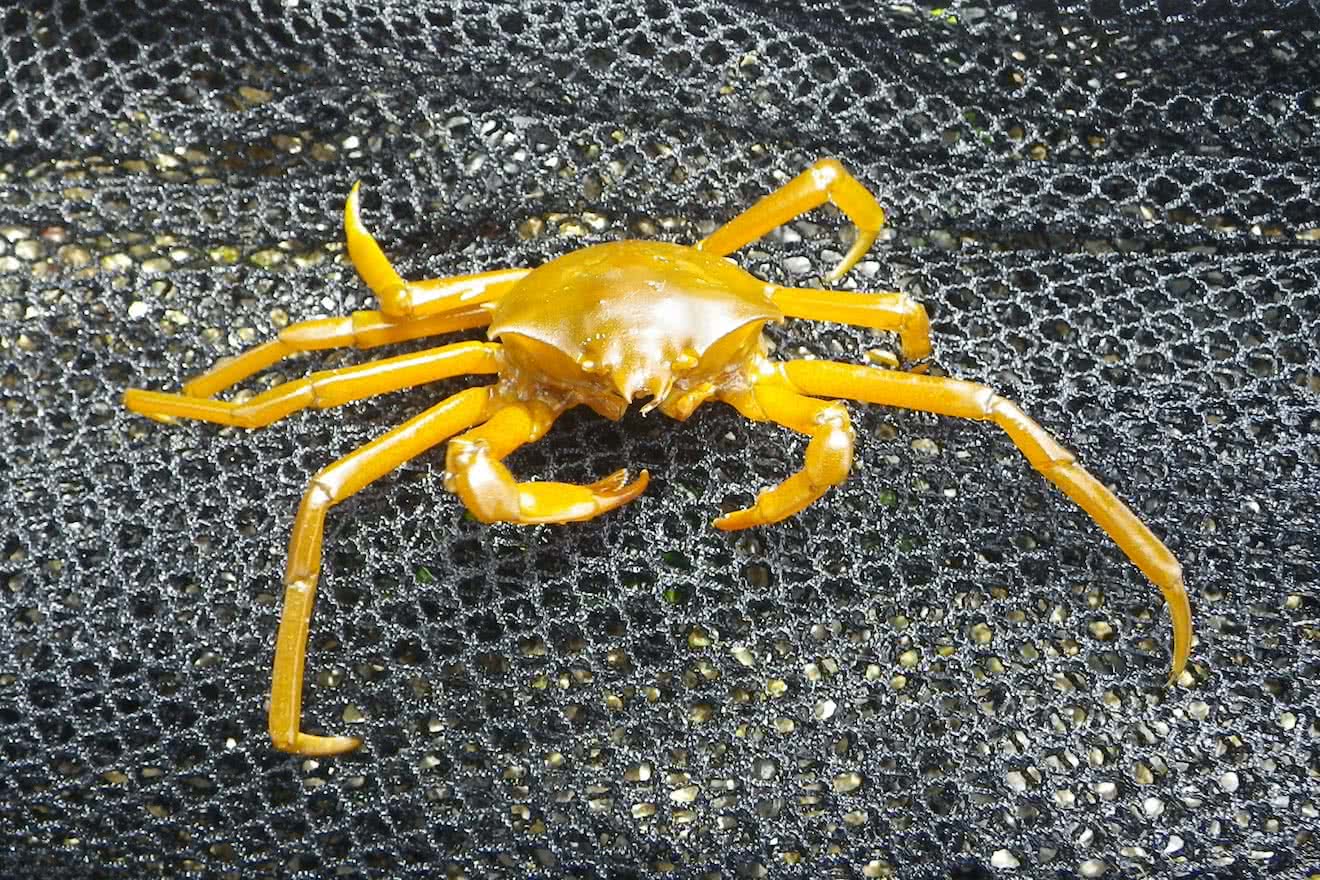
[{"x1": 124, "y1": 159, "x2": 1191, "y2": 755}]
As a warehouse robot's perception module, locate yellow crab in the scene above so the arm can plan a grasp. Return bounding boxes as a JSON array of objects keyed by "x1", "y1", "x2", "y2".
[{"x1": 123, "y1": 159, "x2": 1191, "y2": 756}]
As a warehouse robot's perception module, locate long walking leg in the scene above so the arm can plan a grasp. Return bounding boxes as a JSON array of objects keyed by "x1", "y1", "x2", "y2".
[
  {"x1": 173, "y1": 305, "x2": 494, "y2": 402},
  {"x1": 780, "y1": 359, "x2": 1191, "y2": 681},
  {"x1": 712, "y1": 381, "x2": 854, "y2": 530},
  {"x1": 344, "y1": 183, "x2": 530, "y2": 319},
  {"x1": 124, "y1": 341, "x2": 502, "y2": 428},
  {"x1": 771, "y1": 284, "x2": 932, "y2": 363},
  {"x1": 697, "y1": 159, "x2": 887, "y2": 282},
  {"x1": 270, "y1": 385, "x2": 492, "y2": 755}
]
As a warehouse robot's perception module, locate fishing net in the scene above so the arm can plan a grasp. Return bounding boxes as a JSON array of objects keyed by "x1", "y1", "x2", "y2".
[{"x1": 2, "y1": 1, "x2": 1318, "y2": 877}]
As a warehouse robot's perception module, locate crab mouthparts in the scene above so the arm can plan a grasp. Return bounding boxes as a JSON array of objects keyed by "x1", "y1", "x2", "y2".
[{"x1": 611, "y1": 366, "x2": 675, "y2": 414}]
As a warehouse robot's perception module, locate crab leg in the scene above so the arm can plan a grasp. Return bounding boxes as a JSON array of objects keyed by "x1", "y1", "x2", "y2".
[
  {"x1": 713, "y1": 380, "x2": 854, "y2": 530},
  {"x1": 172, "y1": 305, "x2": 493, "y2": 400},
  {"x1": 272, "y1": 385, "x2": 492, "y2": 755},
  {"x1": 781, "y1": 359, "x2": 1191, "y2": 681},
  {"x1": 345, "y1": 182, "x2": 529, "y2": 319},
  {"x1": 771, "y1": 284, "x2": 932, "y2": 363},
  {"x1": 179, "y1": 179, "x2": 531, "y2": 402},
  {"x1": 445, "y1": 401, "x2": 650, "y2": 523},
  {"x1": 698, "y1": 158, "x2": 886, "y2": 282},
  {"x1": 123, "y1": 341, "x2": 501, "y2": 428}
]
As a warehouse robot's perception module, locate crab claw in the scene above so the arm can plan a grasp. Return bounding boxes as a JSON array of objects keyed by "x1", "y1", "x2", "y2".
[
  {"x1": 583, "y1": 468, "x2": 650, "y2": 503},
  {"x1": 447, "y1": 431, "x2": 650, "y2": 525},
  {"x1": 513, "y1": 467, "x2": 649, "y2": 523}
]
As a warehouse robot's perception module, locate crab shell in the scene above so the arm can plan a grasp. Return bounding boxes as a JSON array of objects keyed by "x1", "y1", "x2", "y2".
[{"x1": 488, "y1": 240, "x2": 780, "y2": 420}]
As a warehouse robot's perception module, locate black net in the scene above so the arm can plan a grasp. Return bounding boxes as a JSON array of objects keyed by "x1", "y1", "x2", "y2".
[{"x1": 3, "y1": 1, "x2": 1319, "y2": 877}]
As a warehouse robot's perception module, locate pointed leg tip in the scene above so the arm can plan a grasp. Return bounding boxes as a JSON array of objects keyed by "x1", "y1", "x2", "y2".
[
  {"x1": 1165, "y1": 659, "x2": 1188, "y2": 688},
  {"x1": 1164, "y1": 570, "x2": 1191, "y2": 689},
  {"x1": 607, "y1": 469, "x2": 650, "y2": 507},
  {"x1": 825, "y1": 227, "x2": 881, "y2": 284},
  {"x1": 712, "y1": 509, "x2": 753, "y2": 531},
  {"x1": 592, "y1": 468, "x2": 650, "y2": 498},
  {"x1": 278, "y1": 732, "x2": 364, "y2": 757},
  {"x1": 346, "y1": 182, "x2": 372, "y2": 230}
]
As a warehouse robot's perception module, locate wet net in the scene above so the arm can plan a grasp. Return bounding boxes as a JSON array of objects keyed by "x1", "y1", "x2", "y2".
[{"x1": 2, "y1": 1, "x2": 1318, "y2": 877}]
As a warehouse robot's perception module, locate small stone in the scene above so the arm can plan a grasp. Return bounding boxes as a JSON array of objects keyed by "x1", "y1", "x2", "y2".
[
  {"x1": 250, "y1": 248, "x2": 285, "y2": 268},
  {"x1": 1088, "y1": 621, "x2": 1115, "y2": 640},
  {"x1": 669, "y1": 785, "x2": 699, "y2": 804},
  {"x1": 832, "y1": 772, "x2": 863, "y2": 794},
  {"x1": 15, "y1": 239, "x2": 45, "y2": 260},
  {"x1": 1079, "y1": 858, "x2": 1108, "y2": 877},
  {"x1": 239, "y1": 86, "x2": 273, "y2": 104},
  {"x1": 731, "y1": 646, "x2": 755, "y2": 667},
  {"x1": 911, "y1": 437, "x2": 939, "y2": 456}
]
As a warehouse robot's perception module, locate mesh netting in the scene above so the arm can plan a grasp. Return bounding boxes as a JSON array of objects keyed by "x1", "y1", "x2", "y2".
[{"x1": 2, "y1": 1, "x2": 1319, "y2": 877}]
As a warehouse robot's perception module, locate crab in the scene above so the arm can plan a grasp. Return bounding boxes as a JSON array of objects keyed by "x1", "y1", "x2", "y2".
[{"x1": 123, "y1": 159, "x2": 1191, "y2": 756}]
